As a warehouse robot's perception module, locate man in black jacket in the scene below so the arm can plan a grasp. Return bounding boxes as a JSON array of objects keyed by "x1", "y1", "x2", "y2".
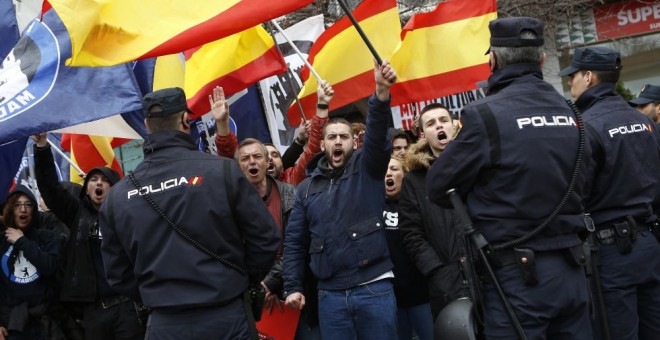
[
  {"x1": 560, "y1": 47, "x2": 660, "y2": 340},
  {"x1": 33, "y1": 135, "x2": 143, "y2": 339},
  {"x1": 427, "y1": 17, "x2": 592, "y2": 339},
  {"x1": 100, "y1": 87, "x2": 280, "y2": 339},
  {"x1": 399, "y1": 103, "x2": 464, "y2": 319}
]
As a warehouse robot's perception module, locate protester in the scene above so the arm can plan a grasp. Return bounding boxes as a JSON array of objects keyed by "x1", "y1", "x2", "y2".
[
  {"x1": 629, "y1": 84, "x2": 660, "y2": 123},
  {"x1": 388, "y1": 128, "x2": 410, "y2": 158},
  {"x1": 383, "y1": 156, "x2": 433, "y2": 340},
  {"x1": 427, "y1": 17, "x2": 592, "y2": 338},
  {"x1": 99, "y1": 87, "x2": 280, "y2": 339},
  {"x1": 265, "y1": 143, "x2": 286, "y2": 179},
  {"x1": 283, "y1": 61, "x2": 398, "y2": 339},
  {"x1": 560, "y1": 47, "x2": 660, "y2": 340},
  {"x1": 232, "y1": 138, "x2": 320, "y2": 340},
  {"x1": 234, "y1": 138, "x2": 295, "y2": 291},
  {"x1": 280, "y1": 120, "x2": 311, "y2": 168},
  {"x1": 211, "y1": 83, "x2": 333, "y2": 186},
  {"x1": 0, "y1": 186, "x2": 65, "y2": 339},
  {"x1": 351, "y1": 122, "x2": 366, "y2": 149},
  {"x1": 398, "y1": 103, "x2": 465, "y2": 319},
  {"x1": 32, "y1": 134, "x2": 144, "y2": 340}
]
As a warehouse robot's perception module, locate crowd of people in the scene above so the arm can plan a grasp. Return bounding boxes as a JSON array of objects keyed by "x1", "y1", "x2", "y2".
[{"x1": 1, "y1": 15, "x2": 660, "y2": 340}]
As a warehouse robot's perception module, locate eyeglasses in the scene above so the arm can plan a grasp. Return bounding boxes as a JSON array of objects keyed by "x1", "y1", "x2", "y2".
[{"x1": 14, "y1": 202, "x2": 35, "y2": 210}]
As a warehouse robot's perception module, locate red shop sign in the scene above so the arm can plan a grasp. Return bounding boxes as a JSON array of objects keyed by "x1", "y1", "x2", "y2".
[{"x1": 594, "y1": 0, "x2": 660, "y2": 40}]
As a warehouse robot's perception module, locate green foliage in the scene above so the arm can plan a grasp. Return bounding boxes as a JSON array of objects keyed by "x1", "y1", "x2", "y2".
[{"x1": 615, "y1": 81, "x2": 635, "y2": 101}]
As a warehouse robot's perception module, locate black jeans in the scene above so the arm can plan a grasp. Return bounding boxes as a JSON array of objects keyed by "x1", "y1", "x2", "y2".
[
  {"x1": 83, "y1": 300, "x2": 144, "y2": 340},
  {"x1": 145, "y1": 298, "x2": 250, "y2": 340}
]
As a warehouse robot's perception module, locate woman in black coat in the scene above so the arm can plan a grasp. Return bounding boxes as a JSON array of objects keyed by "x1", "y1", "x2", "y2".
[{"x1": 1, "y1": 186, "x2": 65, "y2": 340}]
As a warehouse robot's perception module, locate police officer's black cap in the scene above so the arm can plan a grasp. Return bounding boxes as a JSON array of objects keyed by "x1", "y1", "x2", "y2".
[
  {"x1": 629, "y1": 84, "x2": 660, "y2": 106},
  {"x1": 142, "y1": 87, "x2": 192, "y2": 118},
  {"x1": 558, "y1": 47, "x2": 623, "y2": 77},
  {"x1": 485, "y1": 17, "x2": 544, "y2": 55}
]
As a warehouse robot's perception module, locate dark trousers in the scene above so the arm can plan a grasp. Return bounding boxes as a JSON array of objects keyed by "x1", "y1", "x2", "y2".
[
  {"x1": 597, "y1": 231, "x2": 660, "y2": 340},
  {"x1": 83, "y1": 300, "x2": 144, "y2": 340},
  {"x1": 482, "y1": 251, "x2": 592, "y2": 339},
  {"x1": 145, "y1": 298, "x2": 250, "y2": 340}
]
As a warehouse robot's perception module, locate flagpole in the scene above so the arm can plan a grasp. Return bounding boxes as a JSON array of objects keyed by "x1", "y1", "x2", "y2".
[
  {"x1": 336, "y1": 0, "x2": 383, "y2": 65},
  {"x1": 26, "y1": 146, "x2": 42, "y2": 204},
  {"x1": 270, "y1": 20, "x2": 323, "y2": 84},
  {"x1": 266, "y1": 27, "x2": 307, "y2": 124},
  {"x1": 47, "y1": 139, "x2": 86, "y2": 177}
]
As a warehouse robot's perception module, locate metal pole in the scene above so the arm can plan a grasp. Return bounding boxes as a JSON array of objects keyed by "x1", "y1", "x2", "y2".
[
  {"x1": 47, "y1": 139, "x2": 85, "y2": 177},
  {"x1": 26, "y1": 145, "x2": 42, "y2": 204},
  {"x1": 270, "y1": 20, "x2": 323, "y2": 84},
  {"x1": 336, "y1": 0, "x2": 382, "y2": 65},
  {"x1": 267, "y1": 26, "x2": 307, "y2": 124}
]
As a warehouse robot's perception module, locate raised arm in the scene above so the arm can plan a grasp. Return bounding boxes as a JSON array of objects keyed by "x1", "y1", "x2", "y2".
[
  {"x1": 32, "y1": 133, "x2": 81, "y2": 227},
  {"x1": 210, "y1": 86, "x2": 238, "y2": 158},
  {"x1": 362, "y1": 61, "x2": 397, "y2": 179}
]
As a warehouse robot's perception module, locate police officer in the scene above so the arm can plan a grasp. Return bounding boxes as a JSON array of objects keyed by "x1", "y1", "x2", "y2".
[
  {"x1": 99, "y1": 87, "x2": 280, "y2": 339},
  {"x1": 629, "y1": 84, "x2": 660, "y2": 124},
  {"x1": 560, "y1": 47, "x2": 660, "y2": 340},
  {"x1": 427, "y1": 17, "x2": 592, "y2": 339}
]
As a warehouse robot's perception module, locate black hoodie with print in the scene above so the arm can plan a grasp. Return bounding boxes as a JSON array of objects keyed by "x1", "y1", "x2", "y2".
[{"x1": 1, "y1": 186, "x2": 62, "y2": 315}]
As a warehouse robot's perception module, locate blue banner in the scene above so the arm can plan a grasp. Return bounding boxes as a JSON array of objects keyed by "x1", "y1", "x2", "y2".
[
  {"x1": 0, "y1": 0, "x2": 19, "y2": 60},
  {"x1": 0, "y1": 9, "x2": 143, "y2": 144},
  {"x1": 0, "y1": 138, "x2": 27, "y2": 203},
  {"x1": 234, "y1": 85, "x2": 272, "y2": 144}
]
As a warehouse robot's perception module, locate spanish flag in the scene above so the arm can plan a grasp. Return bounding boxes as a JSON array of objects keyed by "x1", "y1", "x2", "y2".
[
  {"x1": 47, "y1": 0, "x2": 313, "y2": 66},
  {"x1": 389, "y1": 0, "x2": 497, "y2": 106},
  {"x1": 153, "y1": 53, "x2": 186, "y2": 91},
  {"x1": 287, "y1": 0, "x2": 401, "y2": 127},
  {"x1": 184, "y1": 25, "x2": 286, "y2": 119},
  {"x1": 61, "y1": 134, "x2": 126, "y2": 184}
]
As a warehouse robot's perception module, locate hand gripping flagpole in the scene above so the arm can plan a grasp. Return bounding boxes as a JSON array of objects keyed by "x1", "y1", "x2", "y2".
[
  {"x1": 270, "y1": 20, "x2": 323, "y2": 85},
  {"x1": 336, "y1": 0, "x2": 382, "y2": 66},
  {"x1": 47, "y1": 139, "x2": 86, "y2": 177}
]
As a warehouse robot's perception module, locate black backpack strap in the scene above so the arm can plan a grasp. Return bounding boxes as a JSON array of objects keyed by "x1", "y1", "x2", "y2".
[
  {"x1": 477, "y1": 104, "x2": 501, "y2": 166},
  {"x1": 476, "y1": 104, "x2": 501, "y2": 184},
  {"x1": 223, "y1": 160, "x2": 236, "y2": 216}
]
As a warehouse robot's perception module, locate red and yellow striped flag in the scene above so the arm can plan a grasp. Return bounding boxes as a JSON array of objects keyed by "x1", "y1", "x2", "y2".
[
  {"x1": 61, "y1": 134, "x2": 126, "y2": 184},
  {"x1": 47, "y1": 0, "x2": 313, "y2": 66},
  {"x1": 389, "y1": 0, "x2": 497, "y2": 106},
  {"x1": 184, "y1": 25, "x2": 286, "y2": 119},
  {"x1": 287, "y1": 0, "x2": 401, "y2": 126}
]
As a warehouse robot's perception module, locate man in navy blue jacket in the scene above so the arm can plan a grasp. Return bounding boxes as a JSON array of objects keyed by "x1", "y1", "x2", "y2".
[
  {"x1": 561, "y1": 47, "x2": 660, "y2": 340},
  {"x1": 427, "y1": 17, "x2": 592, "y2": 339},
  {"x1": 283, "y1": 61, "x2": 398, "y2": 340},
  {"x1": 100, "y1": 87, "x2": 280, "y2": 340}
]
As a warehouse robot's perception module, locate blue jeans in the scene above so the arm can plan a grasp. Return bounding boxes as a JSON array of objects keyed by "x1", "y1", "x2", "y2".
[
  {"x1": 317, "y1": 279, "x2": 397, "y2": 340},
  {"x1": 397, "y1": 303, "x2": 433, "y2": 340}
]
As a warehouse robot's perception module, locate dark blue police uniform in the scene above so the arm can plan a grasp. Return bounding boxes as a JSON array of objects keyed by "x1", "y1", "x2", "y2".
[
  {"x1": 561, "y1": 47, "x2": 660, "y2": 340},
  {"x1": 428, "y1": 17, "x2": 593, "y2": 339},
  {"x1": 100, "y1": 88, "x2": 280, "y2": 340}
]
